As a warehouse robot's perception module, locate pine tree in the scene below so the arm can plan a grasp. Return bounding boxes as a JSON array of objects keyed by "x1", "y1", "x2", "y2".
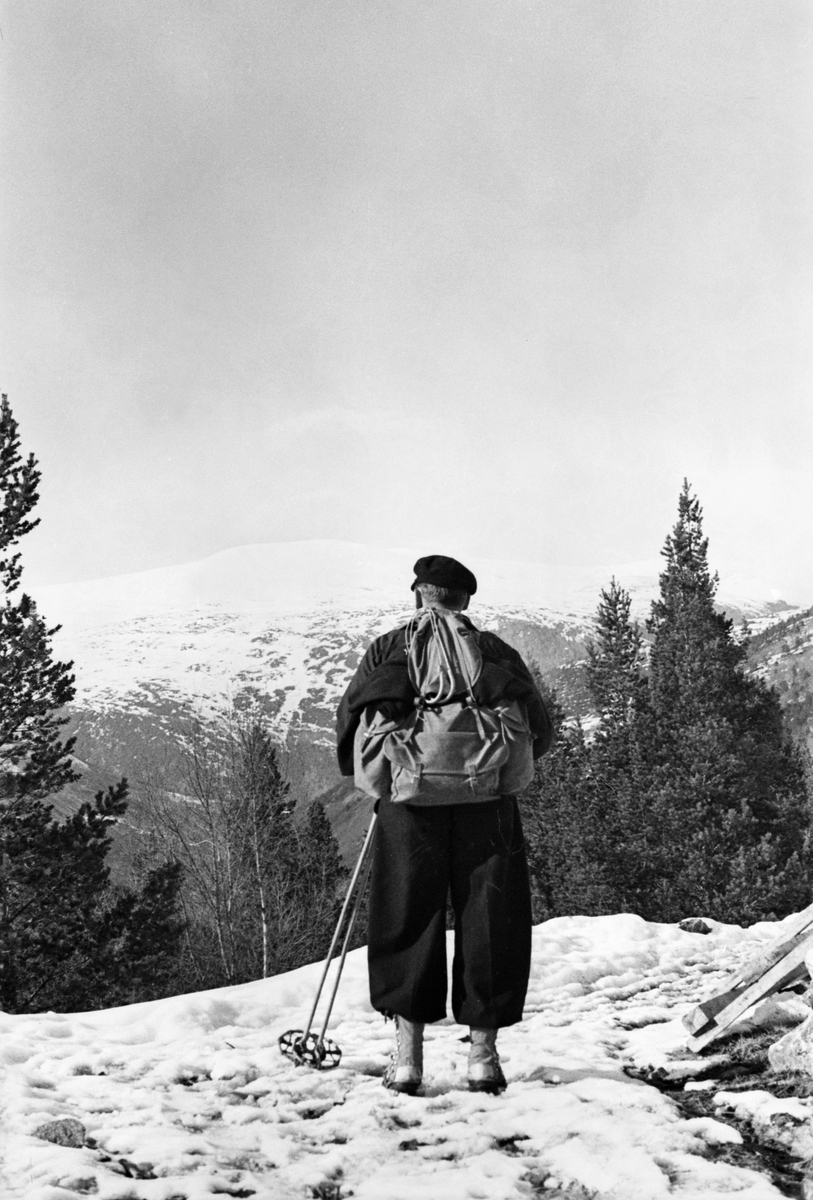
[
  {"x1": 0, "y1": 395, "x2": 184, "y2": 1011},
  {"x1": 288, "y1": 797, "x2": 346, "y2": 964},
  {"x1": 582, "y1": 580, "x2": 660, "y2": 914},
  {"x1": 229, "y1": 721, "x2": 346, "y2": 978},
  {"x1": 534, "y1": 484, "x2": 812, "y2": 925},
  {"x1": 0, "y1": 396, "x2": 77, "y2": 801},
  {"x1": 640, "y1": 481, "x2": 810, "y2": 921},
  {"x1": 586, "y1": 579, "x2": 647, "y2": 732},
  {"x1": 520, "y1": 679, "x2": 617, "y2": 919},
  {"x1": 648, "y1": 482, "x2": 743, "y2": 726}
]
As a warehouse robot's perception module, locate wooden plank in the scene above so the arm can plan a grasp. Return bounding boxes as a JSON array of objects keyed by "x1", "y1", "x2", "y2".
[
  {"x1": 733, "y1": 907, "x2": 813, "y2": 984},
  {"x1": 683, "y1": 959, "x2": 808, "y2": 1039},
  {"x1": 683, "y1": 935, "x2": 809, "y2": 1036},
  {"x1": 683, "y1": 986, "x2": 745, "y2": 1036},
  {"x1": 682, "y1": 906, "x2": 813, "y2": 1039},
  {"x1": 684, "y1": 934, "x2": 813, "y2": 1045},
  {"x1": 687, "y1": 938, "x2": 813, "y2": 1052}
]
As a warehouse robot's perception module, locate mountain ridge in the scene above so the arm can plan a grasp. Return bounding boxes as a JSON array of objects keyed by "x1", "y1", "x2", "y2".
[
  {"x1": 27, "y1": 541, "x2": 809, "y2": 864},
  {"x1": 32, "y1": 539, "x2": 801, "y2": 634}
]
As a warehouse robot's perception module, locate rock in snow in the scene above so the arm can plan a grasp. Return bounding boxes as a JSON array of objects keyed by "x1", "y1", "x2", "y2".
[
  {"x1": 1, "y1": 911, "x2": 807, "y2": 1200},
  {"x1": 31, "y1": 1118, "x2": 87, "y2": 1148},
  {"x1": 770, "y1": 1012, "x2": 813, "y2": 1075}
]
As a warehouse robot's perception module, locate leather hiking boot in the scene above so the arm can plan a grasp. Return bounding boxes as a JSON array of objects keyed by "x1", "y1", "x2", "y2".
[
  {"x1": 467, "y1": 1028, "x2": 507, "y2": 1094},
  {"x1": 383, "y1": 1015, "x2": 424, "y2": 1095}
]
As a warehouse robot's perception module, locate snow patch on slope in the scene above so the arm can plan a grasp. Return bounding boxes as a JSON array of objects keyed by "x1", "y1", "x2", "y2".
[
  {"x1": 50, "y1": 603, "x2": 589, "y2": 744},
  {"x1": 31, "y1": 541, "x2": 803, "y2": 752}
]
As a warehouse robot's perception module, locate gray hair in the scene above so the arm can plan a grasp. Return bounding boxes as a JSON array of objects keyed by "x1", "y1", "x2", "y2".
[{"x1": 416, "y1": 583, "x2": 470, "y2": 611}]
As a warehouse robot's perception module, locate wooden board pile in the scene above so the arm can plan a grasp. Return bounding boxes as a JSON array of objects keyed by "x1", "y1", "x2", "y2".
[{"x1": 683, "y1": 903, "x2": 813, "y2": 1051}]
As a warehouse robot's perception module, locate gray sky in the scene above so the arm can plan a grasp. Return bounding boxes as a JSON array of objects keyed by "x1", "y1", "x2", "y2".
[{"x1": 2, "y1": 1, "x2": 812, "y2": 600}]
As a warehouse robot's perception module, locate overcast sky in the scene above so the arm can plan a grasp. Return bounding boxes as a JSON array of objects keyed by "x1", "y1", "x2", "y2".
[{"x1": 1, "y1": 1, "x2": 811, "y2": 601}]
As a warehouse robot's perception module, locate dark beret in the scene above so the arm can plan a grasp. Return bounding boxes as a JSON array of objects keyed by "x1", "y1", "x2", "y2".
[{"x1": 411, "y1": 555, "x2": 477, "y2": 596}]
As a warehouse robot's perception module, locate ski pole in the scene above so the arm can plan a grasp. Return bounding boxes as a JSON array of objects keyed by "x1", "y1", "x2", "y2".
[
  {"x1": 313, "y1": 827, "x2": 376, "y2": 1048},
  {"x1": 278, "y1": 811, "x2": 378, "y2": 1068}
]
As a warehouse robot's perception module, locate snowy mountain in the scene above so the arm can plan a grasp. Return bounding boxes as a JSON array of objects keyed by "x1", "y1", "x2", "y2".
[
  {"x1": 3, "y1": 909, "x2": 811, "y2": 1198},
  {"x1": 36, "y1": 539, "x2": 795, "y2": 634},
  {"x1": 35, "y1": 541, "x2": 798, "y2": 737},
  {"x1": 28, "y1": 540, "x2": 806, "y2": 830}
]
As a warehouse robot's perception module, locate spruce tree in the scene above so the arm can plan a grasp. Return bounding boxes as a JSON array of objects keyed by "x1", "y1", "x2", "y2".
[{"x1": 0, "y1": 395, "x2": 184, "y2": 1011}]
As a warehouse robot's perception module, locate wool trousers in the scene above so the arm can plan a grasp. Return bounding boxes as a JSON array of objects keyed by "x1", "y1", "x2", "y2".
[{"x1": 367, "y1": 794, "x2": 532, "y2": 1028}]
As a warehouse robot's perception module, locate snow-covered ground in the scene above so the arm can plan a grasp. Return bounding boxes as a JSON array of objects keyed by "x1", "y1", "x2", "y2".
[{"x1": 3, "y1": 912, "x2": 810, "y2": 1200}]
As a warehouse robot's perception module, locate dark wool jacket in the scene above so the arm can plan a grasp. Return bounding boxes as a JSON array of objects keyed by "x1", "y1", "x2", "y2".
[{"x1": 336, "y1": 616, "x2": 553, "y2": 776}]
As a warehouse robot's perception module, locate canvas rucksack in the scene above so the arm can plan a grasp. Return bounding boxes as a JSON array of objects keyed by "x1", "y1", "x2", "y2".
[{"x1": 354, "y1": 609, "x2": 534, "y2": 805}]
